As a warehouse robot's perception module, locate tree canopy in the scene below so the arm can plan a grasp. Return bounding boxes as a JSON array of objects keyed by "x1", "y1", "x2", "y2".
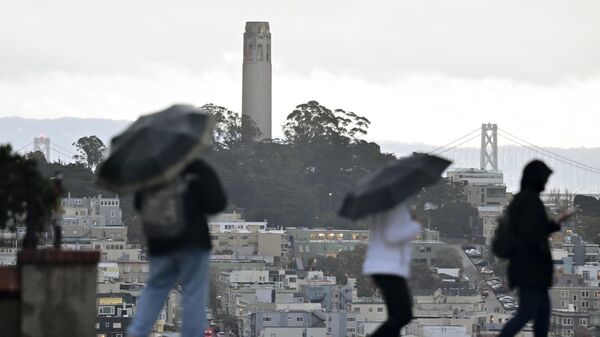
[
  {"x1": 0, "y1": 145, "x2": 59, "y2": 232},
  {"x1": 203, "y1": 100, "x2": 395, "y2": 228},
  {"x1": 415, "y1": 178, "x2": 478, "y2": 238},
  {"x1": 73, "y1": 135, "x2": 106, "y2": 170}
]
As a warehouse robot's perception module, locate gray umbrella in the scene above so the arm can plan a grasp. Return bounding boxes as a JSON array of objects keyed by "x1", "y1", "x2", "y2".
[
  {"x1": 97, "y1": 104, "x2": 213, "y2": 193},
  {"x1": 339, "y1": 153, "x2": 452, "y2": 220}
]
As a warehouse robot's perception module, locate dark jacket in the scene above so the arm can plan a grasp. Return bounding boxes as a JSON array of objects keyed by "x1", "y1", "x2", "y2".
[
  {"x1": 507, "y1": 160, "x2": 559, "y2": 289},
  {"x1": 135, "y1": 159, "x2": 227, "y2": 255}
]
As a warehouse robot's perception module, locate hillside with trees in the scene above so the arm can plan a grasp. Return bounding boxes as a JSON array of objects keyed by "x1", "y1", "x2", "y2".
[{"x1": 10, "y1": 100, "x2": 480, "y2": 243}]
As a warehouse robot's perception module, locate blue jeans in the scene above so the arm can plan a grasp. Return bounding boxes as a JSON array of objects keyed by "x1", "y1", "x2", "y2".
[
  {"x1": 127, "y1": 248, "x2": 210, "y2": 337},
  {"x1": 498, "y1": 287, "x2": 550, "y2": 337}
]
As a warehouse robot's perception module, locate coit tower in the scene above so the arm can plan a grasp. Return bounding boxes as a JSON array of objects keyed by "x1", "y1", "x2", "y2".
[{"x1": 242, "y1": 21, "x2": 272, "y2": 140}]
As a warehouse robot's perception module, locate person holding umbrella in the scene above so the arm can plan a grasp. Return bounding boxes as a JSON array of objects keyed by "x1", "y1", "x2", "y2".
[
  {"x1": 339, "y1": 153, "x2": 451, "y2": 337},
  {"x1": 97, "y1": 105, "x2": 227, "y2": 337}
]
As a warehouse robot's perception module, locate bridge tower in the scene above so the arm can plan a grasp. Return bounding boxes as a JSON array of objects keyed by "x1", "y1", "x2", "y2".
[
  {"x1": 480, "y1": 123, "x2": 498, "y2": 170},
  {"x1": 33, "y1": 136, "x2": 51, "y2": 162}
]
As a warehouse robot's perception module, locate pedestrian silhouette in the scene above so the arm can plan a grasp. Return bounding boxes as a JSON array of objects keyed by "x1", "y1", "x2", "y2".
[
  {"x1": 127, "y1": 159, "x2": 227, "y2": 337},
  {"x1": 497, "y1": 160, "x2": 574, "y2": 337},
  {"x1": 362, "y1": 202, "x2": 420, "y2": 337}
]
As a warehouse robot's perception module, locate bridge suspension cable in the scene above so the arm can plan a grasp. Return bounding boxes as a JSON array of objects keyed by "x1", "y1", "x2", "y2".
[
  {"x1": 52, "y1": 143, "x2": 78, "y2": 158},
  {"x1": 15, "y1": 142, "x2": 33, "y2": 153},
  {"x1": 497, "y1": 131, "x2": 600, "y2": 175},
  {"x1": 435, "y1": 133, "x2": 481, "y2": 156},
  {"x1": 428, "y1": 128, "x2": 481, "y2": 155},
  {"x1": 498, "y1": 128, "x2": 600, "y2": 173}
]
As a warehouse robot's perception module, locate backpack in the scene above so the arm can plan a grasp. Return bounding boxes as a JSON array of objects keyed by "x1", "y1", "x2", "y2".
[
  {"x1": 140, "y1": 175, "x2": 189, "y2": 240},
  {"x1": 491, "y1": 209, "x2": 518, "y2": 259}
]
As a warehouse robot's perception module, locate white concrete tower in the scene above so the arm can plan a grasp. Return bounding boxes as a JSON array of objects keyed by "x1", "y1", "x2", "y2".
[{"x1": 242, "y1": 21, "x2": 272, "y2": 140}]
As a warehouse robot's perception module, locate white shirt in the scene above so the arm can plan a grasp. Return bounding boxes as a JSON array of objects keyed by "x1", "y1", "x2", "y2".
[{"x1": 362, "y1": 203, "x2": 421, "y2": 278}]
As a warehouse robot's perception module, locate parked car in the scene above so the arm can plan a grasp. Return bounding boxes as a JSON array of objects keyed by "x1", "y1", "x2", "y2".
[
  {"x1": 481, "y1": 267, "x2": 494, "y2": 274},
  {"x1": 462, "y1": 244, "x2": 477, "y2": 251},
  {"x1": 475, "y1": 260, "x2": 489, "y2": 267},
  {"x1": 466, "y1": 249, "x2": 482, "y2": 258}
]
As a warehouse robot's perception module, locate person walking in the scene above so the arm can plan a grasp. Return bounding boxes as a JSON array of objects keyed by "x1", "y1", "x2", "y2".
[
  {"x1": 498, "y1": 160, "x2": 573, "y2": 337},
  {"x1": 127, "y1": 159, "x2": 227, "y2": 337},
  {"x1": 363, "y1": 201, "x2": 421, "y2": 337}
]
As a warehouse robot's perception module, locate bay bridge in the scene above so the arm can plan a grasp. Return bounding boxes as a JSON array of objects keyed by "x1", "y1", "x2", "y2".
[{"x1": 428, "y1": 123, "x2": 600, "y2": 194}]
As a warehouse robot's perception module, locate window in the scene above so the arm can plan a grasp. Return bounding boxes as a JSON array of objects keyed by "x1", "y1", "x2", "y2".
[
  {"x1": 113, "y1": 322, "x2": 122, "y2": 328},
  {"x1": 347, "y1": 317, "x2": 356, "y2": 321},
  {"x1": 353, "y1": 307, "x2": 360, "y2": 312},
  {"x1": 562, "y1": 291, "x2": 569, "y2": 298},
  {"x1": 99, "y1": 306, "x2": 115, "y2": 315},
  {"x1": 347, "y1": 328, "x2": 356, "y2": 332},
  {"x1": 582, "y1": 291, "x2": 589, "y2": 298},
  {"x1": 369, "y1": 308, "x2": 373, "y2": 312},
  {"x1": 296, "y1": 317, "x2": 303, "y2": 322},
  {"x1": 573, "y1": 295, "x2": 578, "y2": 301},
  {"x1": 377, "y1": 307, "x2": 384, "y2": 312},
  {"x1": 263, "y1": 317, "x2": 271, "y2": 322}
]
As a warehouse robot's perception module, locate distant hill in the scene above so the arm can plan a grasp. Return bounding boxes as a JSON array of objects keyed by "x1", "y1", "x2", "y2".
[
  {"x1": 1, "y1": 117, "x2": 599, "y2": 193},
  {"x1": 0, "y1": 116, "x2": 130, "y2": 161}
]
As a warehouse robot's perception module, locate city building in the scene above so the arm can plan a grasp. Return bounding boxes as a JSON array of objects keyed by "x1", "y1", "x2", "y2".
[
  {"x1": 248, "y1": 311, "x2": 326, "y2": 337},
  {"x1": 477, "y1": 206, "x2": 503, "y2": 245},
  {"x1": 96, "y1": 293, "x2": 135, "y2": 337},
  {"x1": 550, "y1": 287, "x2": 600, "y2": 311},
  {"x1": 447, "y1": 168, "x2": 508, "y2": 208},
  {"x1": 286, "y1": 228, "x2": 370, "y2": 265}
]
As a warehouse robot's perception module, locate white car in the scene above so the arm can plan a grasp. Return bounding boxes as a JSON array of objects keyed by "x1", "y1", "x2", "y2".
[{"x1": 481, "y1": 267, "x2": 494, "y2": 274}]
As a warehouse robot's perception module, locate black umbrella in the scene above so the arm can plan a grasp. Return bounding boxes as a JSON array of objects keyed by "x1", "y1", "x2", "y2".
[
  {"x1": 339, "y1": 153, "x2": 452, "y2": 220},
  {"x1": 97, "y1": 104, "x2": 213, "y2": 193}
]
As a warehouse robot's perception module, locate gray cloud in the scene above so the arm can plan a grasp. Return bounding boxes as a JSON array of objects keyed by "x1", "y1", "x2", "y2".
[{"x1": 1, "y1": 0, "x2": 599, "y2": 82}]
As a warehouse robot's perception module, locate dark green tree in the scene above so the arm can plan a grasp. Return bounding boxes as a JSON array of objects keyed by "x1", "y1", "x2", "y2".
[
  {"x1": 574, "y1": 195, "x2": 600, "y2": 217},
  {"x1": 434, "y1": 247, "x2": 462, "y2": 268},
  {"x1": 201, "y1": 103, "x2": 261, "y2": 150},
  {"x1": 409, "y1": 263, "x2": 439, "y2": 290},
  {"x1": 314, "y1": 244, "x2": 376, "y2": 297},
  {"x1": 415, "y1": 178, "x2": 466, "y2": 210},
  {"x1": 282, "y1": 100, "x2": 370, "y2": 145},
  {"x1": 427, "y1": 202, "x2": 478, "y2": 237},
  {"x1": 73, "y1": 135, "x2": 106, "y2": 170},
  {"x1": 0, "y1": 145, "x2": 60, "y2": 247},
  {"x1": 25, "y1": 150, "x2": 48, "y2": 164}
]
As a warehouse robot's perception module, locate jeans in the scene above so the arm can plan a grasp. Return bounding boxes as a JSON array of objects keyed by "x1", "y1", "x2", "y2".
[
  {"x1": 127, "y1": 248, "x2": 210, "y2": 337},
  {"x1": 498, "y1": 287, "x2": 550, "y2": 337},
  {"x1": 371, "y1": 275, "x2": 413, "y2": 337}
]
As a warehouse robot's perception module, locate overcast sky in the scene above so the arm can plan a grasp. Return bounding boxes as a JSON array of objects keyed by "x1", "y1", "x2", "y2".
[{"x1": 1, "y1": 0, "x2": 599, "y2": 148}]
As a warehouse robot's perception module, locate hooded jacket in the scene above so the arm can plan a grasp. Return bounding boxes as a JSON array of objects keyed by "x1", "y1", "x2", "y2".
[
  {"x1": 135, "y1": 159, "x2": 227, "y2": 255},
  {"x1": 507, "y1": 160, "x2": 560, "y2": 289}
]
